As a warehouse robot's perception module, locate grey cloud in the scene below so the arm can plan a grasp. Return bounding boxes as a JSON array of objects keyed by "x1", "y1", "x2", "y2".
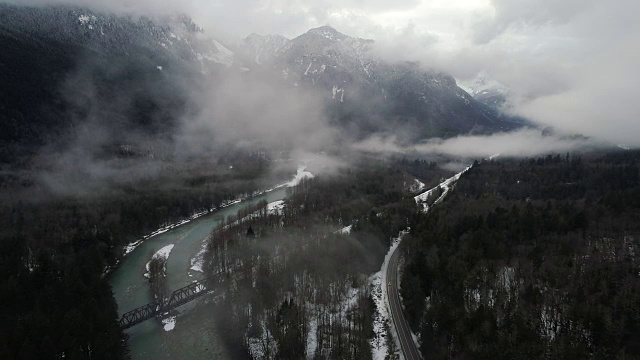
[
  {"x1": 3, "y1": 0, "x2": 420, "y2": 41},
  {"x1": 472, "y1": 0, "x2": 600, "y2": 44},
  {"x1": 516, "y1": 36, "x2": 640, "y2": 146},
  {"x1": 413, "y1": 129, "x2": 599, "y2": 158},
  {"x1": 353, "y1": 129, "x2": 602, "y2": 159},
  {"x1": 176, "y1": 71, "x2": 338, "y2": 154},
  {"x1": 368, "y1": 1, "x2": 640, "y2": 147}
]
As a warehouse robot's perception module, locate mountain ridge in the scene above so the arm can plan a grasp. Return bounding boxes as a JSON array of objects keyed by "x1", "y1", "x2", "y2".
[
  {"x1": 237, "y1": 25, "x2": 518, "y2": 139},
  {"x1": 0, "y1": 5, "x2": 523, "y2": 166}
]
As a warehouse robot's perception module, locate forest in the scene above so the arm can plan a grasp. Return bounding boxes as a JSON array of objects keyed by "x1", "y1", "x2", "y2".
[
  {"x1": 196, "y1": 158, "x2": 450, "y2": 359},
  {"x1": 0, "y1": 151, "x2": 450, "y2": 359},
  {"x1": 0, "y1": 152, "x2": 290, "y2": 359},
  {"x1": 400, "y1": 151, "x2": 640, "y2": 359}
]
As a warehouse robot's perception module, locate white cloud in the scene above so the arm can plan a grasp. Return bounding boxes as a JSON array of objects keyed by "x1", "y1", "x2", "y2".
[{"x1": 353, "y1": 129, "x2": 601, "y2": 159}]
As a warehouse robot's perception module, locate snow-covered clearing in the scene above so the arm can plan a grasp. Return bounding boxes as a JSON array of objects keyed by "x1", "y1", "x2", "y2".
[
  {"x1": 340, "y1": 225, "x2": 353, "y2": 234},
  {"x1": 190, "y1": 239, "x2": 208, "y2": 273},
  {"x1": 247, "y1": 319, "x2": 277, "y2": 359},
  {"x1": 414, "y1": 165, "x2": 471, "y2": 212},
  {"x1": 410, "y1": 178, "x2": 427, "y2": 192},
  {"x1": 267, "y1": 200, "x2": 285, "y2": 215},
  {"x1": 143, "y1": 244, "x2": 174, "y2": 278}
]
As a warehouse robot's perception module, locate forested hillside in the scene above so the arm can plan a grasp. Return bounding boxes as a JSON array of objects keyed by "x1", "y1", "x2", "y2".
[
  {"x1": 196, "y1": 159, "x2": 450, "y2": 359},
  {"x1": 401, "y1": 151, "x2": 640, "y2": 358}
]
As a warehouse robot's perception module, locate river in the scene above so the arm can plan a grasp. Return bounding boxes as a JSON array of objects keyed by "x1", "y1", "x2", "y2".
[{"x1": 109, "y1": 187, "x2": 288, "y2": 359}]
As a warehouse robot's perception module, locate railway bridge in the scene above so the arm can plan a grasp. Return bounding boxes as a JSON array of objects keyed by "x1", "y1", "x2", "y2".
[{"x1": 118, "y1": 273, "x2": 226, "y2": 329}]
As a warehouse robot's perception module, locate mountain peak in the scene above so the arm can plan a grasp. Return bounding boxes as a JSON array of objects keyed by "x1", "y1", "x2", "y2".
[
  {"x1": 305, "y1": 25, "x2": 347, "y2": 41},
  {"x1": 242, "y1": 33, "x2": 290, "y2": 65},
  {"x1": 245, "y1": 33, "x2": 289, "y2": 42}
]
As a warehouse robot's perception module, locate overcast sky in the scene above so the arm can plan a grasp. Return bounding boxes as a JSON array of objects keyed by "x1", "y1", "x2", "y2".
[
  {"x1": 197, "y1": 0, "x2": 640, "y2": 146},
  {"x1": 7, "y1": 0, "x2": 640, "y2": 146}
]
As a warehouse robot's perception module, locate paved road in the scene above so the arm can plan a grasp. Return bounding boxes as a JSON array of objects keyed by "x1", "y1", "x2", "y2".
[{"x1": 387, "y1": 246, "x2": 422, "y2": 360}]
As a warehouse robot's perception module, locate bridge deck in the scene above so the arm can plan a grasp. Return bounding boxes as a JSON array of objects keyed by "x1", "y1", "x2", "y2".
[{"x1": 119, "y1": 274, "x2": 226, "y2": 330}]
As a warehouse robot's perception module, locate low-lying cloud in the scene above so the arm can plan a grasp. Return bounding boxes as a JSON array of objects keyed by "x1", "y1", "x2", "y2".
[
  {"x1": 353, "y1": 128, "x2": 601, "y2": 159},
  {"x1": 4, "y1": 0, "x2": 637, "y2": 199},
  {"x1": 27, "y1": 41, "x2": 341, "y2": 196},
  {"x1": 177, "y1": 71, "x2": 337, "y2": 155},
  {"x1": 368, "y1": 1, "x2": 640, "y2": 147}
]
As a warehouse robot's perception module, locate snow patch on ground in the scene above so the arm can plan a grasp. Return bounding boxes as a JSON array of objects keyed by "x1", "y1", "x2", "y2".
[
  {"x1": 307, "y1": 314, "x2": 318, "y2": 358},
  {"x1": 409, "y1": 178, "x2": 427, "y2": 193},
  {"x1": 162, "y1": 316, "x2": 176, "y2": 331},
  {"x1": 144, "y1": 244, "x2": 174, "y2": 278},
  {"x1": 190, "y1": 239, "x2": 208, "y2": 273},
  {"x1": 123, "y1": 240, "x2": 143, "y2": 256},
  {"x1": 267, "y1": 200, "x2": 285, "y2": 215},
  {"x1": 78, "y1": 14, "x2": 96, "y2": 25},
  {"x1": 247, "y1": 319, "x2": 276, "y2": 359}
]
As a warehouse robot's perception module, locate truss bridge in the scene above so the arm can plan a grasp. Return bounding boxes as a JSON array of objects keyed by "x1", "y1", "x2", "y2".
[{"x1": 118, "y1": 274, "x2": 225, "y2": 330}]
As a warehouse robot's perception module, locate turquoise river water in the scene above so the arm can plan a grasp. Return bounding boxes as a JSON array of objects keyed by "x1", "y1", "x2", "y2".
[{"x1": 109, "y1": 187, "x2": 288, "y2": 359}]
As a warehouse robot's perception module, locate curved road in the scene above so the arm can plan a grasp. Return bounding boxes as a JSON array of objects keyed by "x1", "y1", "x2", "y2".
[{"x1": 387, "y1": 246, "x2": 422, "y2": 360}]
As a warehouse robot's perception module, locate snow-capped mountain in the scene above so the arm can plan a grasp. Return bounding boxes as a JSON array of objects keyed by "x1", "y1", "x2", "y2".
[
  {"x1": 0, "y1": 4, "x2": 523, "y2": 165},
  {"x1": 238, "y1": 26, "x2": 519, "y2": 139},
  {"x1": 459, "y1": 75, "x2": 511, "y2": 110},
  {"x1": 0, "y1": 4, "x2": 234, "y2": 73}
]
